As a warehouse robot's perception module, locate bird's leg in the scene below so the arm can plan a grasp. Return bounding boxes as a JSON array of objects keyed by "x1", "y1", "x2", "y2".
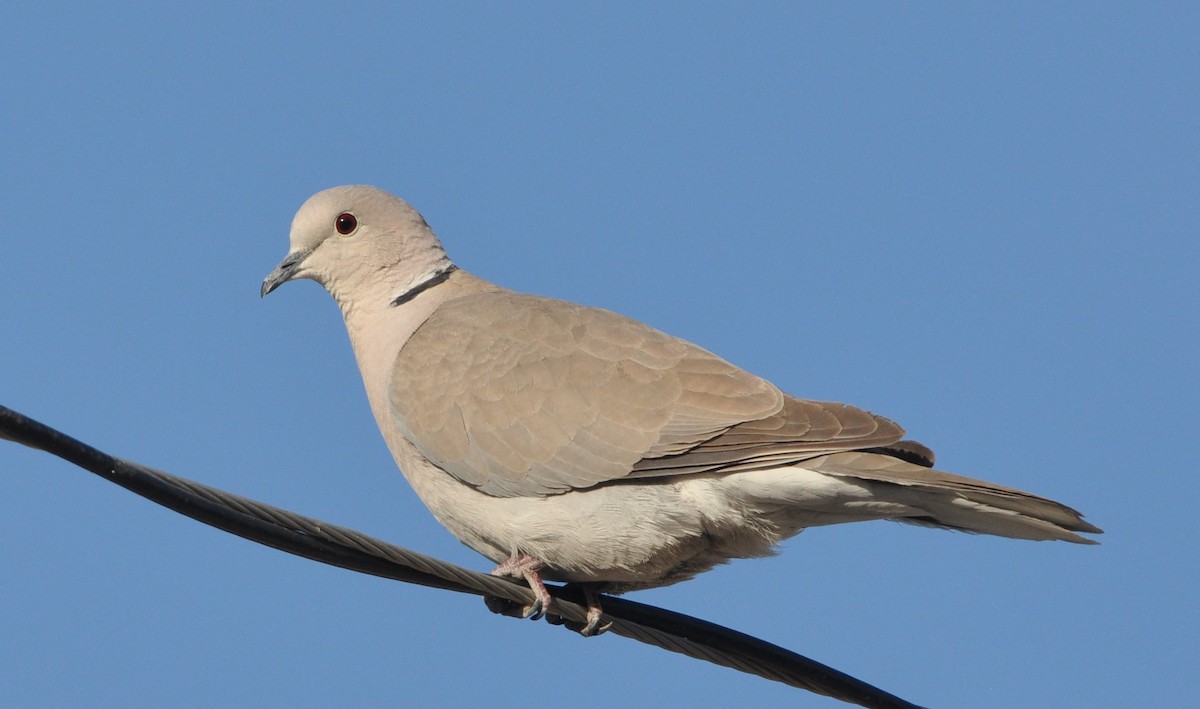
[
  {"x1": 490, "y1": 552, "x2": 554, "y2": 620},
  {"x1": 487, "y1": 556, "x2": 611, "y2": 636},
  {"x1": 578, "y1": 584, "x2": 611, "y2": 637},
  {"x1": 545, "y1": 583, "x2": 612, "y2": 637}
]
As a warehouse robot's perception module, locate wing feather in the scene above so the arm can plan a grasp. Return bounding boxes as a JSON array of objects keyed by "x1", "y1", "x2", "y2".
[{"x1": 390, "y1": 292, "x2": 905, "y2": 497}]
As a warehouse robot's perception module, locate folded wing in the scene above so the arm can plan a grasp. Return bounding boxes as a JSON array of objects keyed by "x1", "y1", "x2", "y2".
[{"x1": 390, "y1": 292, "x2": 903, "y2": 497}]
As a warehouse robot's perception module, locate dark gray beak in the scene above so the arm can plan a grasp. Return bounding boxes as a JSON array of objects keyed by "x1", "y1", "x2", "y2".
[{"x1": 261, "y1": 249, "x2": 312, "y2": 297}]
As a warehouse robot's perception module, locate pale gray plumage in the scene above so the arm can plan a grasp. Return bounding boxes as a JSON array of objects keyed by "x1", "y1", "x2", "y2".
[
  {"x1": 263, "y1": 185, "x2": 1101, "y2": 633},
  {"x1": 391, "y1": 291, "x2": 904, "y2": 497}
]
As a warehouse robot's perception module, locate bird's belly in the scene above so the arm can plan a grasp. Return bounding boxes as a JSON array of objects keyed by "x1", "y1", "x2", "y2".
[
  {"x1": 406, "y1": 459, "x2": 734, "y2": 589},
  {"x1": 385, "y1": 433, "x2": 883, "y2": 591},
  {"x1": 386, "y1": 450, "x2": 793, "y2": 590}
]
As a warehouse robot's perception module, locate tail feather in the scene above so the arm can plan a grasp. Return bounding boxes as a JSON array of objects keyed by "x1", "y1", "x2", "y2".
[{"x1": 806, "y1": 450, "x2": 1103, "y2": 544}]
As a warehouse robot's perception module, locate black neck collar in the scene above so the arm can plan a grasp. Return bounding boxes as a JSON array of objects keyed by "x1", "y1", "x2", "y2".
[{"x1": 390, "y1": 265, "x2": 458, "y2": 307}]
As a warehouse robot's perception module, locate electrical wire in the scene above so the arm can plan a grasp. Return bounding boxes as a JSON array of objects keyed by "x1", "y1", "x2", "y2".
[{"x1": 0, "y1": 404, "x2": 925, "y2": 709}]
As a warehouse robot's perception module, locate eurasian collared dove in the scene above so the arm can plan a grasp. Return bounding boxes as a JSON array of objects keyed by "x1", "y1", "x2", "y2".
[{"x1": 262, "y1": 185, "x2": 1101, "y2": 635}]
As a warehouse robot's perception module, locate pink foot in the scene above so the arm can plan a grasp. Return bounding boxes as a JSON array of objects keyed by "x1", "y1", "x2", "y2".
[
  {"x1": 579, "y1": 585, "x2": 611, "y2": 637},
  {"x1": 545, "y1": 584, "x2": 611, "y2": 636},
  {"x1": 491, "y1": 553, "x2": 554, "y2": 620}
]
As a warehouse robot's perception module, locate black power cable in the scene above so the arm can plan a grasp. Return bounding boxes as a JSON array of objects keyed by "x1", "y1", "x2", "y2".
[{"x1": 0, "y1": 404, "x2": 925, "y2": 709}]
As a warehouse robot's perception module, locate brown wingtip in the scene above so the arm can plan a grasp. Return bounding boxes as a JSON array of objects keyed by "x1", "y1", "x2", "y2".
[{"x1": 865, "y1": 439, "x2": 936, "y2": 467}]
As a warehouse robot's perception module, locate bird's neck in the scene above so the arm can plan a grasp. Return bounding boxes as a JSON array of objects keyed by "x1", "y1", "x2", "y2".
[{"x1": 340, "y1": 268, "x2": 503, "y2": 427}]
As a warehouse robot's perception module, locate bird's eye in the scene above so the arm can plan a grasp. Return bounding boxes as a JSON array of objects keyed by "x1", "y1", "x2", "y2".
[{"x1": 335, "y1": 212, "x2": 358, "y2": 235}]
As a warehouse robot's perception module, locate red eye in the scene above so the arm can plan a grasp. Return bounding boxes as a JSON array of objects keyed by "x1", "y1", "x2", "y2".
[{"x1": 335, "y1": 212, "x2": 358, "y2": 235}]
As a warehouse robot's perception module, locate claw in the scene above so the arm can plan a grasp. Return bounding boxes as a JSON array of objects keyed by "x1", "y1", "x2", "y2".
[
  {"x1": 578, "y1": 585, "x2": 610, "y2": 636},
  {"x1": 545, "y1": 584, "x2": 611, "y2": 636},
  {"x1": 524, "y1": 598, "x2": 545, "y2": 621},
  {"x1": 489, "y1": 552, "x2": 555, "y2": 622},
  {"x1": 579, "y1": 613, "x2": 611, "y2": 637}
]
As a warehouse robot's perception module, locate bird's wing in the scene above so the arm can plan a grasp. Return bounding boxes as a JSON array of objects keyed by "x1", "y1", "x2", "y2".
[{"x1": 390, "y1": 292, "x2": 903, "y2": 497}]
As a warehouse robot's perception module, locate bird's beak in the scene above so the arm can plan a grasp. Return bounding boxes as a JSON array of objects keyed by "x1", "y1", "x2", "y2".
[{"x1": 261, "y1": 249, "x2": 312, "y2": 297}]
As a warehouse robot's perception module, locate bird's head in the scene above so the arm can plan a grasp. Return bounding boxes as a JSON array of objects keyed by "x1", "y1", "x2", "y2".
[{"x1": 261, "y1": 185, "x2": 453, "y2": 308}]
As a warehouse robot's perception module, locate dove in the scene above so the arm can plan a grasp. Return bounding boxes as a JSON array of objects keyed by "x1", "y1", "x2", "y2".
[{"x1": 262, "y1": 185, "x2": 1101, "y2": 635}]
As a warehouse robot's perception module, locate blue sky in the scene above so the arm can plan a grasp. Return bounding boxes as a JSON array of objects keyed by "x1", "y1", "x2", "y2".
[{"x1": 1, "y1": 3, "x2": 1195, "y2": 707}]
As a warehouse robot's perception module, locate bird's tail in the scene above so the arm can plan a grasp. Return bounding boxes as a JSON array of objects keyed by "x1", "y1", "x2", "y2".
[{"x1": 804, "y1": 450, "x2": 1102, "y2": 544}]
